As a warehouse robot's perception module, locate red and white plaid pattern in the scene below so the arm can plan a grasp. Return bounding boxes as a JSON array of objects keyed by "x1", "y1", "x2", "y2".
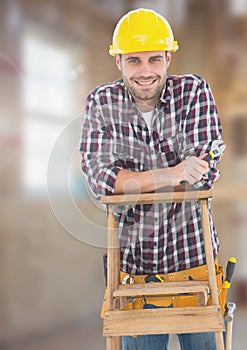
[{"x1": 80, "y1": 74, "x2": 223, "y2": 274}]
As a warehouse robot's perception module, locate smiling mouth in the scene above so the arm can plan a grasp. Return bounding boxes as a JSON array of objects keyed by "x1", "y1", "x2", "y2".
[{"x1": 134, "y1": 78, "x2": 157, "y2": 86}]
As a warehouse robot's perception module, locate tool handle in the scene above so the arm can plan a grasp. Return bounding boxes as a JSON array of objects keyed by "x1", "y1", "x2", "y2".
[
  {"x1": 103, "y1": 254, "x2": 108, "y2": 286},
  {"x1": 224, "y1": 257, "x2": 236, "y2": 289},
  {"x1": 145, "y1": 274, "x2": 164, "y2": 283},
  {"x1": 204, "y1": 153, "x2": 213, "y2": 162}
]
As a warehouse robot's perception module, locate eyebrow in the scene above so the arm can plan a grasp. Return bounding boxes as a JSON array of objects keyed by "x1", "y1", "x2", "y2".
[
  {"x1": 150, "y1": 55, "x2": 164, "y2": 59},
  {"x1": 125, "y1": 55, "x2": 165, "y2": 62},
  {"x1": 125, "y1": 56, "x2": 139, "y2": 62}
]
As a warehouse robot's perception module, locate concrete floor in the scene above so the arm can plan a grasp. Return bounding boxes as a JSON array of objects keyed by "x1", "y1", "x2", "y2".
[{"x1": 3, "y1": 307, "x2": 246, "y2": 350}]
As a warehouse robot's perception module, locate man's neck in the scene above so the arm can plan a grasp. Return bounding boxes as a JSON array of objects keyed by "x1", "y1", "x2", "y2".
[{"x1": 135, "y1": 102, "x2": 155, "y2": 113}]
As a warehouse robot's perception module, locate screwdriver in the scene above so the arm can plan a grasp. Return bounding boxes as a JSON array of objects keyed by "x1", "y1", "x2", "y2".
[{"x1": 223, "y1": 257, "x2": 236, "y2": 289}]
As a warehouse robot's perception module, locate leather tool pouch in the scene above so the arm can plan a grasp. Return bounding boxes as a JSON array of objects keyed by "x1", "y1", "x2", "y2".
[{"x1": 101, "y1": 259, "x2": 226, "y2": 318}]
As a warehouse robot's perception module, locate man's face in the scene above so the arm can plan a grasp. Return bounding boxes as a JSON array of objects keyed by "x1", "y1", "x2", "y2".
[{"x1": 116, "y1": 51, "x2": 171, "y2": 108}]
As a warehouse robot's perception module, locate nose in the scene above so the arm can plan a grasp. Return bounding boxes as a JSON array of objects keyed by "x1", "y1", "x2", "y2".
[{"x1": 138, "y1": 62, "x2": 152, "y2": 77}]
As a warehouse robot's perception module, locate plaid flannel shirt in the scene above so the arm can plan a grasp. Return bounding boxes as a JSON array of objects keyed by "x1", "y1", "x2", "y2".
[{"x1": 80, "y1": 74, "x2": 223, "y2": 274}]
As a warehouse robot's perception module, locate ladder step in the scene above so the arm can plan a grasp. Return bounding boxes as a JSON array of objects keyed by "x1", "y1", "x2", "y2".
[
  {"x1": 113, "y1": 281, "x2": 209, "y2": 297},
  {"x1": 103, "y1": 306, "x2": 225, "y2": 337}
]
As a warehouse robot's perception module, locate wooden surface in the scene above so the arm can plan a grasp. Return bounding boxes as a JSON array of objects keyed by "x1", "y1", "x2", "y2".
[
  {"x1": 113, "y1": 283, "x2": 209, "y2": 298},
  {"x1": 114, "y1": 283, "x2": 209, "y2": 307},
  {"x1": 104, "y1": 190, "x2": 225, "y2": 350},
  {"x1": 103, "y1": 306, "x2": 225, "y2": 337},
  {"x1": 101, "y1": 190, "x2": 212, "y2": 206},
  {"x1": 106, "y1": 336, "x2": 121, "y2": 350},
  {"x1": 201, "y1": 199, "x2": 219, "y2": 305},
  {"x1": 106, "y1": 207, "x2": 120, "y2": 311}
]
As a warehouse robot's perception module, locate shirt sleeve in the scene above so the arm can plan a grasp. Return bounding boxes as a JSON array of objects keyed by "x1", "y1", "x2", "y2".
[
  {"x1": 179, "y1": 75, "x2": 224, "y2": 190},
  {"x1": 79, "y1": 92, "x2": 123, "y2": 199}
]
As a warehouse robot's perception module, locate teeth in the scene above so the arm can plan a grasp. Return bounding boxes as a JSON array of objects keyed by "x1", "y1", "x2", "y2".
[{"x1": 137, "y1": 81, "x2": 153, "y2": 85}]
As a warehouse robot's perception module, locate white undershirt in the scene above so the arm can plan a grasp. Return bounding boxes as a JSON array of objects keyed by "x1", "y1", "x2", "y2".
[{"x1": 141, "y1": 110, "x2": 153, "y2": 130}]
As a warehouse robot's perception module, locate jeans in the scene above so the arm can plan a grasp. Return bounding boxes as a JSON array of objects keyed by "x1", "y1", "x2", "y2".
[{"x1": 122, "y1": 332, "x2": 217, "y2": 350}]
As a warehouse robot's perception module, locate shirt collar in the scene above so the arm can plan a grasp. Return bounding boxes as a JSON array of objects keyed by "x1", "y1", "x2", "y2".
[{"x1": 159, "y1": 77, "x2": 171, "y2": 104}]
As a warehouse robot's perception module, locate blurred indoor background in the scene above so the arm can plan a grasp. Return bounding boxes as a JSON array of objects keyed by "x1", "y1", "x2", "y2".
[{"x1": 0, "y1": 0, "x2": 247, "y2": 349}]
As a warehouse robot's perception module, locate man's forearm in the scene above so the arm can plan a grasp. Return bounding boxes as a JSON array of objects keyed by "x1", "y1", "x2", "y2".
[
  {"x1": 114, "y1": 156, "x2": 209, "y2": 195},
  {"x1": 114, "y1": 168, "x2": 173, "y2": 194}
]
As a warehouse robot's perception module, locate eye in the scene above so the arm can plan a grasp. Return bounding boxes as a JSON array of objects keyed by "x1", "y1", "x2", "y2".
[
  {"x1": 126, "y1": 58, "x2": 139, "y2": 64},
  {"x1": 150, "y1": 56, "x2": 163, "y2": 63}
]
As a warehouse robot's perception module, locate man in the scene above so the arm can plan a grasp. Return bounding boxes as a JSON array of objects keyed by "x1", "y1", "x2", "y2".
[{"x1": 80, "y1": 8, "x2": 224, "y2": 350}]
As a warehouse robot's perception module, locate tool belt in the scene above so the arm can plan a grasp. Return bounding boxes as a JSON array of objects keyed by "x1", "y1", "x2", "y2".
[{"x1": 101, "y1": 260, "x2": 227, "y2": 318}]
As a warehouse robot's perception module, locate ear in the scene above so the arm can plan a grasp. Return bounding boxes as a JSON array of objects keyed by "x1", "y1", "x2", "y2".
[
  {"x1": 116, "y1": 55, "x2": 122, "y2": 71},
  {"x1": 166, "y1": 52, "x2": 172, "y2": 68}
]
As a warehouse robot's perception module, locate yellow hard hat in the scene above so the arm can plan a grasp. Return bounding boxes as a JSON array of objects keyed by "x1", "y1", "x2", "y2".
[{"x1": 109, "y1": 8, "x2": 179, "y2": 56}]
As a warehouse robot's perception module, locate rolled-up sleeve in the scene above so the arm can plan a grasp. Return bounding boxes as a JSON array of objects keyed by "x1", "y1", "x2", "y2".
[{"x1": 79, "y1": 94, "x2": 123, "y2": 199}]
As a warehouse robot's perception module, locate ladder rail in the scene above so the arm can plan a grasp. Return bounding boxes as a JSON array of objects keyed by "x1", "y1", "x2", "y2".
[{"x1": 102, "y1": 190, "x2": 225, "y2": 350}]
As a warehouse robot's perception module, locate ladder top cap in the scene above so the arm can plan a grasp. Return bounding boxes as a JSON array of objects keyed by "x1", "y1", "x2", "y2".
[{"x1": 101, "y1": 190, "x2": 213, "y2": 206}]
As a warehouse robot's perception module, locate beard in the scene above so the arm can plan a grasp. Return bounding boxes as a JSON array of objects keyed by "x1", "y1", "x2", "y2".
[{"x1": 122, "y1": 74, "x2": 166, "y2": 104}]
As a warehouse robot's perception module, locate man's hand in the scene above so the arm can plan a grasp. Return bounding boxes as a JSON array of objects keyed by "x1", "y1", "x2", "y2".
[{"x1": 170, "y1": 155, "x2": 209, "y2": 187}]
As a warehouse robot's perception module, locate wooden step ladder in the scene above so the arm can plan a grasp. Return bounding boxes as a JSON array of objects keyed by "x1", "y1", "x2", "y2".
[{"x1": 101, "y1": 190, "x2": 225, "y2": 350}]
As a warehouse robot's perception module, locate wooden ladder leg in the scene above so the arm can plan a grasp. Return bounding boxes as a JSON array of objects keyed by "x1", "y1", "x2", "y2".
[
  {"x1": 201, "y1": 199, "x2": 225, "y2": 350},
  {"x1": 106, "y1": 205, "x2": 121, "y2": 350},
  {"x1": 106, "y1": 336, "x2": 122, "y2": 350}
]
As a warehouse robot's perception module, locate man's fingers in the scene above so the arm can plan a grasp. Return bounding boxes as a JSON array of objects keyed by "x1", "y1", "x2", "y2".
[
  {"x1": 199, "y1": 153, "x2": 208, "y2": 160},
  {"x1": 198, "y1": 155, "x2": 209, "y2": 171}
]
